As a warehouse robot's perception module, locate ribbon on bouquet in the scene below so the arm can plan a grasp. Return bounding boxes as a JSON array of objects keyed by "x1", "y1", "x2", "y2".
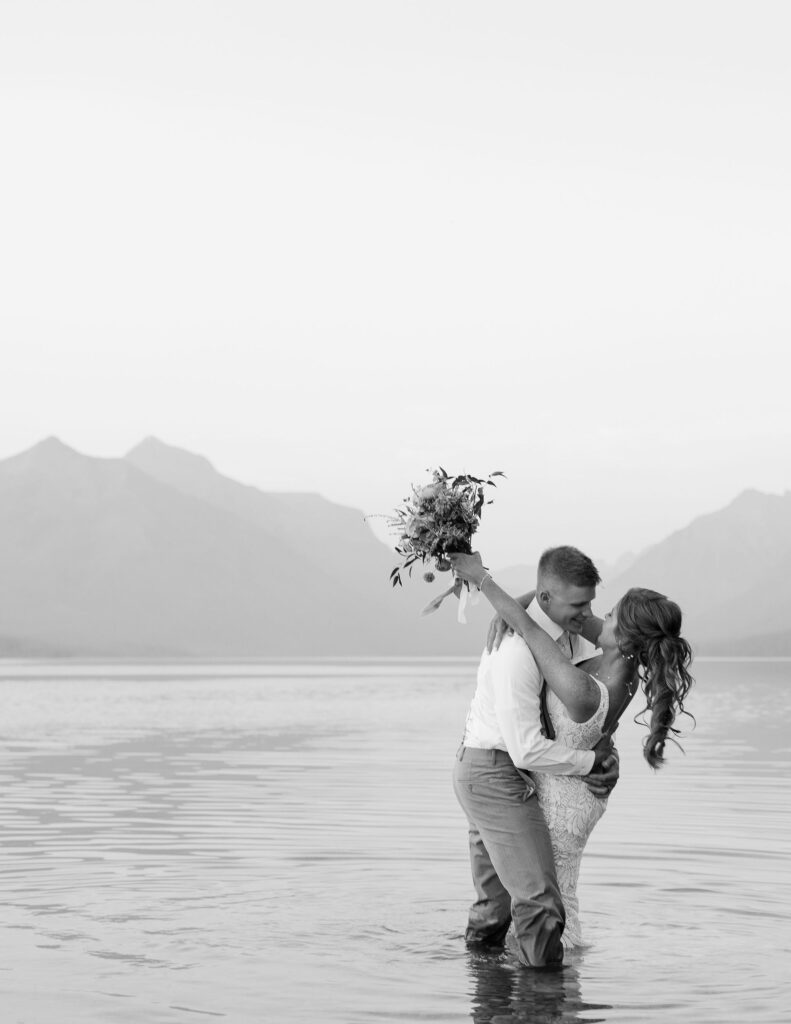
[{"x1": 420, "y1": 577, "x2": 481, "y2": 623}]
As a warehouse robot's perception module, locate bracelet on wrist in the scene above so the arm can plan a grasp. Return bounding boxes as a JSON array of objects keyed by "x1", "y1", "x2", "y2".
[{"x1": 478, "y1": 571, "x2": 492, "y2": 591}]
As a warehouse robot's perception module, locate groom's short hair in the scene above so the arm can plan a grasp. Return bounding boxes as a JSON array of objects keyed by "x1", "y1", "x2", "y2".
[{"x1": 538, "y1": 546, "x2": 601, "y2": 587}]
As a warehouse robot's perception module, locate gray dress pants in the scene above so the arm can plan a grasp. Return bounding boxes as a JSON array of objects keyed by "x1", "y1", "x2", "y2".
[{"x1": 452, "y1": 745, "x2": 565, "y2": 968}]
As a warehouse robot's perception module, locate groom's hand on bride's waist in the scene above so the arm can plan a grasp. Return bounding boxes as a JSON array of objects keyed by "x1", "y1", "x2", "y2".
[{"x1": 584, "y1": 745, "x2": 620, "y2": 799}]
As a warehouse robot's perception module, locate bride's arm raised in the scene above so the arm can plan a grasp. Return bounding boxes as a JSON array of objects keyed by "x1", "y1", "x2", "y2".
[{"x1": 448, "y1": 552, "x2": 600, "y2": 722}]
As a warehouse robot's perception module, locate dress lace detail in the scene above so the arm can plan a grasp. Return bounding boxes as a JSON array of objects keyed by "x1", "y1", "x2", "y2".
[{"x1": 533, "y1": 678, "x2": 609, "y2": 949}]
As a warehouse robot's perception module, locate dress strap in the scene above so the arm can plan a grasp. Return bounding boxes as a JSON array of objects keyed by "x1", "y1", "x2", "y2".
[{"x1": 588, "y1": 676, "x2": 610, "y2": 731}]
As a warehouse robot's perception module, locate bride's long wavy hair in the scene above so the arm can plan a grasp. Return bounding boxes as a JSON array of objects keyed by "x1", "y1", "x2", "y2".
[{"x1": 615, "y1": 588, "x2": 695, "y2": 769}]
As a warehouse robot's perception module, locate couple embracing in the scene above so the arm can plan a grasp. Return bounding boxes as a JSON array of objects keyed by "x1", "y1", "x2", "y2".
[{"x1": 447, "y1": 545, "x2": 693, "y2": 969}]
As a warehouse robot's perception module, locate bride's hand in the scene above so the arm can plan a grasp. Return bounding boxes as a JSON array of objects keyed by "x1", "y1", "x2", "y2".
[
  {"x1": 486, "y1": 614, "x2": 513, "y2": 654},
  {"x1": 446, "y1": 551, "x2": 486, "y2": 586}
]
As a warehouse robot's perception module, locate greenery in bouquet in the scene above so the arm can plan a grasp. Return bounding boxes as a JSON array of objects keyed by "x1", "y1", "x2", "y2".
[{"x1": 388, "y1": 468, "x2": 504, "y2": 587}]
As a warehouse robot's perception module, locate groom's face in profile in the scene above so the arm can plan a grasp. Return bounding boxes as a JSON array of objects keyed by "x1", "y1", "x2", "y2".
[{"x1": 538, "y1": 577, "x2": 596, "y2": 634}]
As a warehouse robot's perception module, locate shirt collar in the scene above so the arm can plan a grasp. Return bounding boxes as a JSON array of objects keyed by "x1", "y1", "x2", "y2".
[{"x1": 527, "y1": 597, "x2": 565, "y2": 641}]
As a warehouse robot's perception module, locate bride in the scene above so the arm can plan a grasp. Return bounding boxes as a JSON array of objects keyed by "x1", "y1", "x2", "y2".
[{"x1": 448, "y1": 550, "x2": 694, "y2": 948}]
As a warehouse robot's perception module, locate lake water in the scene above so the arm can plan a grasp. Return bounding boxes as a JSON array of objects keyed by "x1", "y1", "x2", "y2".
[{"x1": 0, "y1": 658, "x2": 789, "y2": 1023}]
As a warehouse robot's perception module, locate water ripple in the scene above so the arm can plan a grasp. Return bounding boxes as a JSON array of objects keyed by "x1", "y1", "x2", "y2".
[{"x1": 0, "y1": 661, "x2": 789, "y2": 1023}]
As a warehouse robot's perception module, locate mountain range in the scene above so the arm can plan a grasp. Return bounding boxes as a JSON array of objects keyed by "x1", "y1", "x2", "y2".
[
  {"x1": 0, "y1": 437, "x2": 788, "y2": 656},
  {"x1": 604, "y1": 487, "x2": 791, "y2": 655}
]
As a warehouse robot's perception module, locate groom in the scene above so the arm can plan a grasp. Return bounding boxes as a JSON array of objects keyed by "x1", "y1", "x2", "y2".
[{"x1": 452, "y1": 546, "x2": 618, "y2": 969}]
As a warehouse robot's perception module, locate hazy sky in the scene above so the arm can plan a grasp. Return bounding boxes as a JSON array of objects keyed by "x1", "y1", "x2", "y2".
[{"x1": 2, "y1": 1, "x2": 789, "y2": 568}]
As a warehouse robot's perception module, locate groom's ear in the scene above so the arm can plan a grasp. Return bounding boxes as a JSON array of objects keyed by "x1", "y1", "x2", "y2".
[{"x1": 537, "y1": 589, "x2": 551, "y2": 609}]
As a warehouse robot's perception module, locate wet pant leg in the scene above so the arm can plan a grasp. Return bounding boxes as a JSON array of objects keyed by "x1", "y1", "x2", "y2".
[{"x1": 453, "y1": 746, "x2": 565, "y2": 968}]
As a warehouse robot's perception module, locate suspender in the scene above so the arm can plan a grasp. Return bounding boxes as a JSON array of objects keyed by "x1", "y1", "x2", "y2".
[
  {"x1": 540, "y1": 631, "x2": 572, "y2": 741},
  {"x1": 539, "y1": 681, "x2": 555, "y2": 740}
]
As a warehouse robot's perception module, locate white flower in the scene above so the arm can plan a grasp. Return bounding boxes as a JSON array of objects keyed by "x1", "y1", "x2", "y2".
[{"x1": 416, "y1": 483, "x2": 440, "y2": 501}]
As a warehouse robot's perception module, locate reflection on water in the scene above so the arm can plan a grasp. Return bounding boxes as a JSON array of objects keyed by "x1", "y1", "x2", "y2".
[
  {"x1": 0, "y1": 659, "x2": 790, "y2": 1023},
  {"x1": 466, "y1": 950, "x2": 611, "y2": 1024}
]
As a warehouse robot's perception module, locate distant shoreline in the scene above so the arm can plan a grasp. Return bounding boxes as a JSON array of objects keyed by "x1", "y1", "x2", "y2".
[{"x1": 1, "y1": 655, "x2": 790, "y2": 667}]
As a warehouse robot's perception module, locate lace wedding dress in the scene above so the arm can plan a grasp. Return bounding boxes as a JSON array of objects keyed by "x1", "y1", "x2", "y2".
[{"x1": 533, "y1": 678, "x2": 609, "y2": 949}]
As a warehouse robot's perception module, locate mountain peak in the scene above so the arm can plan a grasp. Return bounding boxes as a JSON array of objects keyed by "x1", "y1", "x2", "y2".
[
  {"x1": 721, "y1": 487, "x2": 790, "y2": 518},
  {"x1": 2, "y1": 436, "x2": 86, "y2": 469},
  {"x1": 731, "y1": 486, "x2": 765, "y2": 503},
  {"x1": 730, "y1": 486, "x2": 785, "y2": 503},
  {"x1": 126, "y1": 437, "x2": 218, "y2": 478},
  {"x1": 33, "y1": 435, "x2": 78, "y2": 454}
]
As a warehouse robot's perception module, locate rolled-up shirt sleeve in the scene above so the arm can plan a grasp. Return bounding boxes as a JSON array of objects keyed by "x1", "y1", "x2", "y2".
[{"x1": 493, "y1": 637, "x2": 595, "y2": 775}]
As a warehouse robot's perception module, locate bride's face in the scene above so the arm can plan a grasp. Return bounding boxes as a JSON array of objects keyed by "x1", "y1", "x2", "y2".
[{"x1": 598, "y1": 604, "x2": 620, "y2": 650}]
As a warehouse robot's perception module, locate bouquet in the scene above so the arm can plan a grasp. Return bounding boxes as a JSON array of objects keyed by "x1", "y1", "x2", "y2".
[{"x1": 386, "y1": 468, "x2": 504, "y2": 605}]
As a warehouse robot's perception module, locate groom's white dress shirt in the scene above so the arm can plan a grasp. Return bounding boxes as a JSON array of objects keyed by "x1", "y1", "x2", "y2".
[{"x1": 462, "y1": 599, "x2": 598, "y2": 775}]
